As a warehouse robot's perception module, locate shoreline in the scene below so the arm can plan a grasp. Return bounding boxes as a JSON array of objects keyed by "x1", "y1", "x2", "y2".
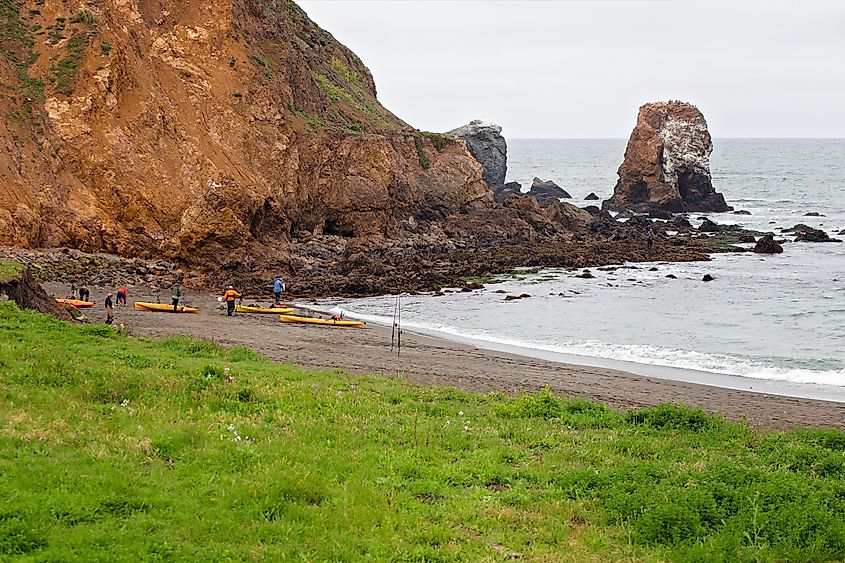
[
  {"x1": 45, "y1": 283, "x2": 845, "y2": 430},
  {"x1": 351, "y1": 318, "x2": 845, "y2": 405}
]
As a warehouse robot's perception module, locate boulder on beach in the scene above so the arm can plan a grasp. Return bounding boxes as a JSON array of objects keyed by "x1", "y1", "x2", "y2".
[
  {"x1": 603, "y1": 101, "x2": 732, "y2": 214},
  {"x1": 585, "y1": 192, "x2": 600, "y2": 201},
  {"x1": 733, "y1": 210, "x2": 752, "y2": 215},
  {"x1": 753, "y1": 234, "x2": 784, "y2": 254},
  {"x1": 447, "y1": 120, "x2": 508, "y2": 191}
]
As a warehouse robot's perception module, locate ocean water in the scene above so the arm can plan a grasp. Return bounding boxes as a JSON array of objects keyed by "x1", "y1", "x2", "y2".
[{"x1": 330, "y1": 140, "x2": 845, "y2": 395}]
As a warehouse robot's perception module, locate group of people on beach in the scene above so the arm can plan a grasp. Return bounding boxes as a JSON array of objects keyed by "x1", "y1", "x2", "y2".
[{"x1": 68, "y1": 276, "x2": 287, "y2": 322}]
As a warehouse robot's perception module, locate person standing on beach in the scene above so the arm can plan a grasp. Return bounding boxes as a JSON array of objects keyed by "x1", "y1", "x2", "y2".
[
  {"x1": 79, "y1": 284, "x2": 90, "y2": 302},
  {"x1": 223, "y1": 285, "x2": 241, "y2": 316},
  {"x1": 171, "y1": 282, "x2": 181, "y2": 312},
  {"x1": 116, "y1": 286, "x2": 127, "y2": 307},
  {"x1": 273, "y1": 277, "x2": 285, "y2": 305},
  {"x1": 104, "y1": 292, "x2": 114, "y2": 324},
  {"x1": 645, "y1": 225, "x2": 655, "y2": 252}
]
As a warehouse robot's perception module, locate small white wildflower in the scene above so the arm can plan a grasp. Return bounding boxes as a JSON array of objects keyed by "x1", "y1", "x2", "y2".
[
  {"x1": 463, "y1": 425, "x2": 469, "y2": 432},
  {"x1": 234, "y1": 435, "x2": 242, "y2": 442},
  {"x1": 458, "y1": 410, "x2": 464, "y2": 417},
  {"x1": 227, "y1": 424, "x2": 235, "y2": 431},
  {"x1": 224, "y1": 367, "x2": 231, "y2": 376},
  {"x1": 226, "y1": 376, "x2": 235, "y2": 383},
  {"x1": 336, "y1": 390, "x2": 343, "y2": 397},
  {"x1": 120, "y1": 399, "x2": 130, "y2": 407},
  {"x1": 594, "y1": 470, "x2": 599, "y2": 475}
]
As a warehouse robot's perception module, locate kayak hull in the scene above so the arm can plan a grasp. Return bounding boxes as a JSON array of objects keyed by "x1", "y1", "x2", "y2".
[
  {"x1": 279, "y1": 314, "x2": 365, "y2": 327},
  {"x1": 236, "y1": 305, "x2": 294, "y2": 314},
  {"x1": 56, "y1": 298, "x2": 95, "y2": 308},
  {"x1": 134, "y1": 302, "x2": 198, "y2": 314}
]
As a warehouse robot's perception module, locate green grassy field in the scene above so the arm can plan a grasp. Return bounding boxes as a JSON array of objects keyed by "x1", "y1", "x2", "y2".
[{"x1": 1, "y1": 302, "x2": 844, "y2": 561}]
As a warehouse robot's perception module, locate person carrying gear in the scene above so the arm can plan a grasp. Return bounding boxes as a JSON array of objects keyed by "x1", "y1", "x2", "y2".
[
  {"x1": 273, "y1": 277, "x2": 285, "y2": 305},
  {"x1": 223, "y1": 285, "x2": 242, "y2": 316}
]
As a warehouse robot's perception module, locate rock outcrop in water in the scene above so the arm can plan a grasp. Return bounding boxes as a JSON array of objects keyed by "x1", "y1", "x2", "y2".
[
  {"x1": 447, "y1": 120, "x2": 508, "y2": 191},
  {"x1": 528, "y1": 177, "x2": 571, "y2": 204},
  {"x1": 753, "y1": 234, "x2": 784, "y2": 254},
  {"x1": 603, "y1": 101, "x2": 732, "y2": 214}
]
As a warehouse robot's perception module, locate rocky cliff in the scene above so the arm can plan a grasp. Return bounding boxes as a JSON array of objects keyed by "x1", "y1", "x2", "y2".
[
  {"x1": 0, "y1": 0, "x2": 493, "y2": 265},
  {"x1": 446, "y1": 119, "x2": 507, "y2": 191},
  {"x1": 603, "y1": 101, "x2": 732, "y2": 214}
]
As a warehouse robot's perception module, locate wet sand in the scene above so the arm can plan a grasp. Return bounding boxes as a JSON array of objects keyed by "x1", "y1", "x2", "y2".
[{"x1": 49, "y1": 284, "x2": 845, "y2": 430}]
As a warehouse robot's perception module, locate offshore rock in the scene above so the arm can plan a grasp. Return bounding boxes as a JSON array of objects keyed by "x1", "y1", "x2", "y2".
[
  {"x1": 527, "y1": 177, "x2": 571, "y2": 207},
  {"x1": 603, "y1": 101, "x2": 732, "y2": 214},
  {"x1": 447, "y1": 120, "x2": 508, "y2": 190},
  {"x1": 585, "y1": 192, "x2": 600, "y2": 200}
]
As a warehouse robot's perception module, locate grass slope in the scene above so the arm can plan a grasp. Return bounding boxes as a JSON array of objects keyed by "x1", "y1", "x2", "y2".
[{"x1": 1, "y1": 302, "x2": 844, "y2": 561}]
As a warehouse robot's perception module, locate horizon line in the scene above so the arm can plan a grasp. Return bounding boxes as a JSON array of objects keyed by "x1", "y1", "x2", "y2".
[{"x1": 506, "y1": 137, "x2": 845, "y2": 140}]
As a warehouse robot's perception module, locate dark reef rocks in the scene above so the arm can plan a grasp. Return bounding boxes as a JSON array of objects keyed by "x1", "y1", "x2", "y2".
[
  {"x1": 753, "y1": 234, "x2": 784, "y2": 254},
  {"x1": 447, "y1": 120, "x2": 508, "y2": 191},
  {"x1": 493, "y1": 181, "x2": 523, "y2": 204},
  {"x1": 603, "y1": 101, "x2": 732, "y2": 214}
]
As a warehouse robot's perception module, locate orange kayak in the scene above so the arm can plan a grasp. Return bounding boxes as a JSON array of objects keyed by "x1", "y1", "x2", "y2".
[
  {"x1": 56, "y1": 298, "x2": 95, "y2": 308},
  {"x1": 133, "y1": 302, "x2": 198, "y2": 314}
]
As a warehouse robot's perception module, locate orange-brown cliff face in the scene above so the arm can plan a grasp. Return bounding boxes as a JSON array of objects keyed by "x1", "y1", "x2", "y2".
[{"x1": 0, "y1": 0, "x2": 492, "y2": 264}]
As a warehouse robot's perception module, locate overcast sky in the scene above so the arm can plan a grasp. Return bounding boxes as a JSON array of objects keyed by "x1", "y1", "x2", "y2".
[{"x1": 298, "y1": 0, "x2": 844, "y2": 138}]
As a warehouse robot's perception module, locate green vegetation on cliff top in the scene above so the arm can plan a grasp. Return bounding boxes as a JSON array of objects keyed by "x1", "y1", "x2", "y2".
[
  {"x1": 1, "y1": 302, "x2": 844, "y2": 561},
  {"x1": 0, "y1": 258, "x2": 22, "y2": 280}
]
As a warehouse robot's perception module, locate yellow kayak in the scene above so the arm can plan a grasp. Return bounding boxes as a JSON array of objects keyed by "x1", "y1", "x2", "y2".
[
  {"x1": 279, "y1": 314, "x2": 365, "y2": 327},
  {"x1": 134, "y1": 302, "x2": 198, "y2": 314},
  {"x1": 236, "y1": 305, "x2": 294, "y2": 314}
]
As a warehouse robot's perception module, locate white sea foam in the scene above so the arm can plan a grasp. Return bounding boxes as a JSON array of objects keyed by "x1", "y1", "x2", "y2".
[{"x1": 337, "y1": 309, "x2": 845, "y2": 388}]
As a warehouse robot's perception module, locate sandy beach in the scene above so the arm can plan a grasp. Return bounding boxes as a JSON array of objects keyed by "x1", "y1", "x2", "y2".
[{"x1": 49, "y1": 283, "x2": 845, "y2": 431}]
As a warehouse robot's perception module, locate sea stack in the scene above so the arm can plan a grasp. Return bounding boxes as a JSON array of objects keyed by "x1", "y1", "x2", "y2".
[
  {"x1": 447, "y1": 120, "x2": 508, "y2": 191},
  {"x1": 603, "y1": 101, "x2": 732, "y2": 214}
]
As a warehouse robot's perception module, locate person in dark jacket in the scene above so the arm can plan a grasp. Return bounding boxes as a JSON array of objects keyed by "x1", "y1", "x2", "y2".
[
  {"x1": 171, "y1": 283, "x2": 181, "y2": 311},
  {"x1": 105, "y1": 293, "x2": 114, "y2": 325}
]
